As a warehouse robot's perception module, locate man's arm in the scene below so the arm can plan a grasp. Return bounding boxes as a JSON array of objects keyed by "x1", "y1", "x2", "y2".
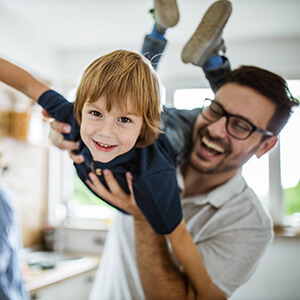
[
  {"x1": 135, "y1": 217, "x2": 226, "y2": 300},
  {"x1": 86, "y1": 170, "x2": 227, "y2": 300},
  {"x1": 167, "y1": 221, "x2": 226, "y2": 299},
  {"x1": 0, "y1": 58, "x2": 49, "y2": 101},
  {"x1": 134, "y1": 218, "x2": 190, "y2": 299}
]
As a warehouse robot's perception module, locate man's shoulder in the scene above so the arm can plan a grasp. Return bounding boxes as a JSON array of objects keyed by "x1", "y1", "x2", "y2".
[
  {"x1": 192, "y1": 173, "x2": 273, "y2": 232},
  {"x1": 223, "y1": 174, "x2": 273, "y2": 232},
  {"x1": 161, "y1": 106, "x2": 200, "y2": 126},
  {"x1": 242, "y1": 185, "x2": 273, "y2": 230}
]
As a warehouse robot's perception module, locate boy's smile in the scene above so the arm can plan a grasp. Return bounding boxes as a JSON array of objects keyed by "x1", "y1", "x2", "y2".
[
  {"x1": 80, "y1": 95, "x2": 143, "y2": 163},
  {"x1": 92, "y1": 140, "x2": 118, "y2": 152}
]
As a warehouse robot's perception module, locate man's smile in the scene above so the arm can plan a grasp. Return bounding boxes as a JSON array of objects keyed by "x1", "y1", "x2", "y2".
[{"x1": 201, "y1": 136, "x2": 225, "y2": 155}]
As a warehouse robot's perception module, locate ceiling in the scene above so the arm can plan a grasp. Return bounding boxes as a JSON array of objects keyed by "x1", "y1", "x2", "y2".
[{"x1": 1, "y1": 0, "x2": 300, "y2": 93}]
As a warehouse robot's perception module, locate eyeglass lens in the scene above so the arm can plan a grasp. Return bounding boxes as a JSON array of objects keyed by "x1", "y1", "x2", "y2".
[{"x1": 202, "y1": 100, "x2": 254, "y2": 139}]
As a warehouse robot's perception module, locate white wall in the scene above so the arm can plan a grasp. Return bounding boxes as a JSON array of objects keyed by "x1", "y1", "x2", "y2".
[{"x1": 231, "y1": 237, "x2": 300, "y2": 300}]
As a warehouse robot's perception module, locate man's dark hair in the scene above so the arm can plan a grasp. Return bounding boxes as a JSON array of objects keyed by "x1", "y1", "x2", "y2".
[{"x1": 223, "y1": 66, "x2": 299, "y2": 136}]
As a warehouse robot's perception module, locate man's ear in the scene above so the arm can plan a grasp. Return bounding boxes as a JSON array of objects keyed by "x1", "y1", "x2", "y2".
[{"x1": 256, "y1": 136, "x2": 278, "y2": 158}]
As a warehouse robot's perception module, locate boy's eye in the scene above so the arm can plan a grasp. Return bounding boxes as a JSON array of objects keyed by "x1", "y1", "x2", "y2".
[
  {"x1": 91, "y1": 111, "x2": 102, "y2": 117},
  {"x1": 119, "y1": 117, "x2": 131, "y2": 123}
]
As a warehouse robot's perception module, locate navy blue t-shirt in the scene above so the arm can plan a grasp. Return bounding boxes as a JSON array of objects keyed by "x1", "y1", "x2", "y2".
[{"x1": 38, "y1": 90, "x2": 192, "y2": 234}]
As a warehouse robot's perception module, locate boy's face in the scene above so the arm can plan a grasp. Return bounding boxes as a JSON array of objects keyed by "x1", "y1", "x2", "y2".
[
  {"x1": 189, "y1": 82, "x2": 277, "y2": 176},
  {"x1": 80, "y1": 95, "x2": 143, "y2": 163}
]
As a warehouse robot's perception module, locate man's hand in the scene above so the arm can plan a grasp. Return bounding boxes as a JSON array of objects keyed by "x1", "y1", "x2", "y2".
[
  {"x1": 43, "y1": 109, "x2": 84, "y2": 164},
  {"x1": 86, "y1": 169, "x2": 144, "y2": 219}
]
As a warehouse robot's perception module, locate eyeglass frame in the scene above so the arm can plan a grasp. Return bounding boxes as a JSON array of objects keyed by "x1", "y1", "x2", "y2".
[{"x1": 200, "y1": 98, "x2": 275, "y2": 140}]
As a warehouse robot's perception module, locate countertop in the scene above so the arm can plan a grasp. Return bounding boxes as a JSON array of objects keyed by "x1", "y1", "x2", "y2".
[{"x1": 24, "y1": 251, "x2": 100, "y2": 294}]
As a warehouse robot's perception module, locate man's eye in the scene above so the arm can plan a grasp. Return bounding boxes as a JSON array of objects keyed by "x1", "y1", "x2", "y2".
[
  {"x1": 119, "y1": 117, "x2": 131, "y2": 123},
  {"x1": 91, "y1": 111, "x2": 101, "y2": 117},
  {"x1": 230, "y1": 119, "x2": 251, "y2": 133},
  {"x1": 209, "y1": 106, "x2": 221, "y2": 116}
]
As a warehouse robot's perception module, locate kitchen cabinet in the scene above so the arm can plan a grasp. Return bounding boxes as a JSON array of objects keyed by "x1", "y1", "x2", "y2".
[
  {"x1": 30, "y1": 269, "x2": 96, "y2": 300},
  {"x1": 26, "y1": 253, "x2": 100, "y2": 300}
]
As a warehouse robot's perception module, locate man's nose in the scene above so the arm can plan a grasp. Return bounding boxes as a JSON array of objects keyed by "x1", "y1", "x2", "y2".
[{"x1": 207, "y1": 116, "x2": 227, "y2": 138}]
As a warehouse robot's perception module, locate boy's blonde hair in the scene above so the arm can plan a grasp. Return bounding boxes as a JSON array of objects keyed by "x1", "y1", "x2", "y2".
[{"x1": 74, "y1": 50, "x2": 161, "y2": 148}]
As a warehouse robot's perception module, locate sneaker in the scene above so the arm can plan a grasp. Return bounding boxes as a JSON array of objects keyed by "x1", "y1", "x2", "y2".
[
  {"x1": 153, "y1": 0, "x2": 179, "y2": 31},
  {"x1": 181, "y1": 0, "x2": 232, "y2": 66}
]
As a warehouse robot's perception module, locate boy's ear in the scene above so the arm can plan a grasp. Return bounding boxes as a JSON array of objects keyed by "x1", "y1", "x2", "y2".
[{"x1": 256, "y1": 136, "x2": 278, "y2": 158}]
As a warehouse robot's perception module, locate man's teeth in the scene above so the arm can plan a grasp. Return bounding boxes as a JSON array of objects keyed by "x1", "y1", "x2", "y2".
[{"x1": 202, "y1": 136, "x2": 225, "y2": 153}]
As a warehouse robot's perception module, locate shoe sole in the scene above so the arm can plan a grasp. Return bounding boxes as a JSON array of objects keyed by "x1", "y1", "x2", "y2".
[
  {"x1": 181, "y1": 0, "x2": 232, "y2": 65},
  {"x1": 155, "y1": 0, "x2": 179, "y2": 29}
]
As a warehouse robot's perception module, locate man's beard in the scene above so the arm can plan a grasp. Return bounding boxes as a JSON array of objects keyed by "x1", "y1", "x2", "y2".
[{"x1": 188, "y1": 127, "x2": 259, "y2": 175}]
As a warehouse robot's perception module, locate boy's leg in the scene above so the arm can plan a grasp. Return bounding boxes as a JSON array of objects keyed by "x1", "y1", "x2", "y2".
[
  {"x1": 141, "y1": 35, "x2": 167, "y2": 71},
  {"x1": 141, "y1": 0, "x2": 179, "y2": 70},
  {"x1": 153, "y1": 0, "x2": 179, "y2": 31},
  {"x1": 181, "y1": 0, "x2": 232, "y2": 92}
]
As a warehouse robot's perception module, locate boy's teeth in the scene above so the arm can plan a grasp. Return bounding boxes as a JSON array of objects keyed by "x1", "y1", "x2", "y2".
[
  {"x1": 98, "y1": 142, "x2": 111, "y2": 148},
  {"x1": 202, "y1": 136, "x2": 225, "y2": 153}
]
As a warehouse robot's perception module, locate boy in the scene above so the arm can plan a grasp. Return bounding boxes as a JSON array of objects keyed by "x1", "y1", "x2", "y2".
[{"x1": 0, "y1": 50, "x2": 184, "y2": 235}]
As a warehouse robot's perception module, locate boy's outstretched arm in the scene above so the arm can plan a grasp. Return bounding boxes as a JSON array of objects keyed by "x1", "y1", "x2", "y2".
[
  {"x1": 0, "y1": 58, "x2": 49, "y2": 101},
  {"x1": 0, "y1": 58, "x2": 84, "y2": 162},
  {"x1": 45, "y1": 114, "x2": 84, "y2": 164}
]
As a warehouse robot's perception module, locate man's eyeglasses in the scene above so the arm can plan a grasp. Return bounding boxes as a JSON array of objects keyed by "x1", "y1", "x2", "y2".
[{"x1": 201, "y1": 98, "x2": 275, "y2": 140}]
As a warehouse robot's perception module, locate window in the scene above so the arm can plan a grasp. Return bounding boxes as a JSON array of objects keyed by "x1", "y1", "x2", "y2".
[
  {"x1": 71, "y1": 173, "x2": 117, "y2": 221},
  {"x1": 280, "y1": 81, "x2": 300, "y2": 226},
  {"x1": 174, "y1": 88, "x2": 214, "y2": 109}
]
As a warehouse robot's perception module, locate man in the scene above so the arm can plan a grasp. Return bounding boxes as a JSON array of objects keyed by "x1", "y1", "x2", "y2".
[{"x1": 48, "y1": 1, "x2": 299, "y2": 299}]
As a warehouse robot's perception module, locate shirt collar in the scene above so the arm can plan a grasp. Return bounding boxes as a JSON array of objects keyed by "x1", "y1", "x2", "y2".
[
  {"x1": 177, "y1": 168, "x2": 246, "y2": 208},
  {"x1": 206, "y1": 172, "x2": 246, "y2": 207}
]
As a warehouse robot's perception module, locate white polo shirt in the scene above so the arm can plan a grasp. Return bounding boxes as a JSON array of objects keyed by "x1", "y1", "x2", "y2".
[{"x1": 89, "y1": 171, "x2": 273, "y2": 299}]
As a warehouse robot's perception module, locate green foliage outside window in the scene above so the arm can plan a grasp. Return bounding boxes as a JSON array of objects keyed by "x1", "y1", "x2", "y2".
[
  {"x1": 74, "y1": 174, "x2": 113, "y2": 209},
  {"x1": 284, "y1": 181, "x2": 300, "y2": 215}
]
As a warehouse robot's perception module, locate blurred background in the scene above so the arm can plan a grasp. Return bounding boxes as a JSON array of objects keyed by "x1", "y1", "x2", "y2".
[{"x1": 0, "y1": 1, "x2": 299, "y2": 299}]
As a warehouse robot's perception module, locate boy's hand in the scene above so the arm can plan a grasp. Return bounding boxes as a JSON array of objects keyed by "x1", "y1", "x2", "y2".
[
  {"x1": 43, "y1": 109, "x2": 85, "y2": 164},
  {"x1": 86, "y1": 169, "x2": 145, "y2": 220}
]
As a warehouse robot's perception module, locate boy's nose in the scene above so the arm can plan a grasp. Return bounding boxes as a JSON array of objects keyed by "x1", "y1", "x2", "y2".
[{"x1": 98, "y1": 120, "x2": 114, "y2": 137}]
